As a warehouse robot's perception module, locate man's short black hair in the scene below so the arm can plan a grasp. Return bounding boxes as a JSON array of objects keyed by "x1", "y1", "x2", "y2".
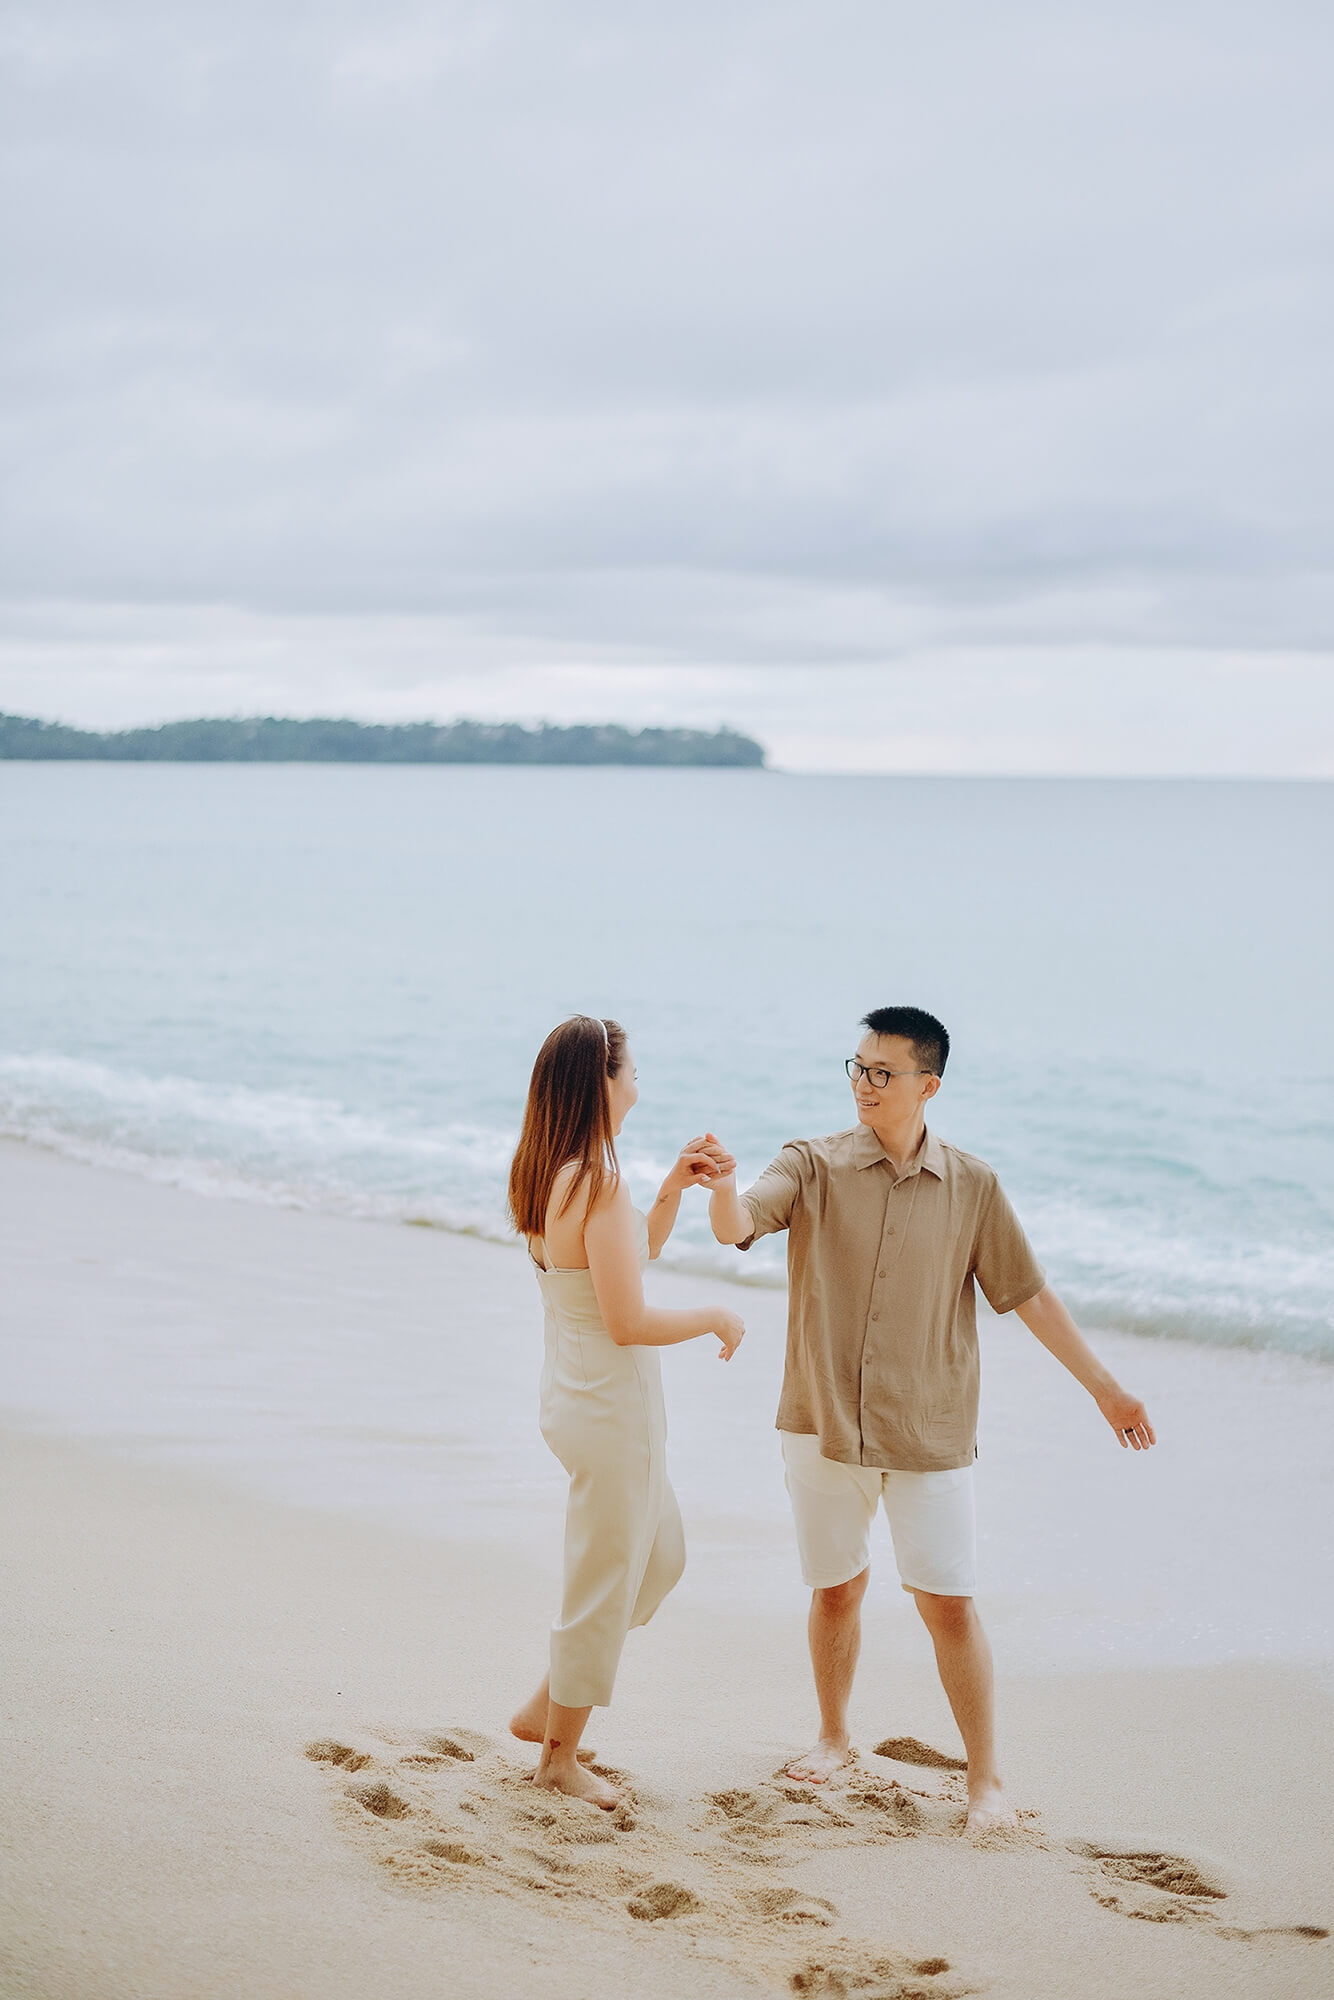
[{"x1": 860, "y1": 1006, "x2": 950, "y2": 1078}]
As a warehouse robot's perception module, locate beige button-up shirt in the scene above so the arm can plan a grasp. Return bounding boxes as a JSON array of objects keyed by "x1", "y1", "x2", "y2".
[{"x1": 738, "y1": 1123, "x2": 1045, "y2": 1472}]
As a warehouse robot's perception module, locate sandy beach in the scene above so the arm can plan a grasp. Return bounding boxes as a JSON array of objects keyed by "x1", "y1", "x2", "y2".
[{"x1": 2, "y1": 1138, "x2": 1331, "y2": 2000}]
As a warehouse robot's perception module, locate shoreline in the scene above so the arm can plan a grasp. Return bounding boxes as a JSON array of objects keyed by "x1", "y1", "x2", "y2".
[
  {"x1": 5, "y1": 1121, "x2": 1332, "y2": 1353},
  {"x1": 3, "y1": 1132, "x2": 1333, "y2": 1668}
]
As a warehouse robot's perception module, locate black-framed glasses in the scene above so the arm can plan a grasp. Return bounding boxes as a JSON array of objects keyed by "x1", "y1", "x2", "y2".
[{"x1": 845, "y1": 1058, "x2": 933, "y2": 1087}]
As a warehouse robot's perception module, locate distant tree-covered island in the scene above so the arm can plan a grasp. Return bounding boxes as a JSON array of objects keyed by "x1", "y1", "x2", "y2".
[{"x1": 0, "y1": 713, "x2": 766, "y2": 767}]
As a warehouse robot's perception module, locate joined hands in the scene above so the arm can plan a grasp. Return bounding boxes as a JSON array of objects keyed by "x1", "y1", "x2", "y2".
[{"x1": 667, "y1": 1131, "x2": 736, "y2": 1191}]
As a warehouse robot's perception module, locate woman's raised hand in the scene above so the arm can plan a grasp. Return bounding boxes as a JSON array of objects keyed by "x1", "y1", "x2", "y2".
[{"x1": 709, "y1": 1307, "x2": 746, "y2": 1361}]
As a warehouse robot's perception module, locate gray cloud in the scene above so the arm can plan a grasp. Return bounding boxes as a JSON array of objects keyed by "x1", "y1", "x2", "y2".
[{"x1": 2, "y1": 0, "x2": 1332, "y2": 757}]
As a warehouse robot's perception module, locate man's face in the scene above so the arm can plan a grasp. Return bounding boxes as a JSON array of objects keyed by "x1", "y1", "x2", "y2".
[{"x1": 849, "y1": 1033, "x2": 940, "y2": 1123}]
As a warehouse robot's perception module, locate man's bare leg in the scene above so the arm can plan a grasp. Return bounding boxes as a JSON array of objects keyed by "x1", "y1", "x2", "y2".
[
  {"x1": 911, "y1": 1590, "x2": 1015, "y2": 1833},
  {"x1": 786, "y1": 1568, "x2": 869, "y2": 1782},
  {"x1": 509, "y1": 1676, "x2": 595, "y2": 1762},
  {"x1": 531, "y1": 1697, "x2": 617, "y2": 1808}
]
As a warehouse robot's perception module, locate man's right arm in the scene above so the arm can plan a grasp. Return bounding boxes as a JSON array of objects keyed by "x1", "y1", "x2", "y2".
[
  {"x1": 708, "y1": 1170, "x2": 752, "y2": 1246},
  {"x1": 707, "y1": 1143, "x2": 800, "y2": 1248}
]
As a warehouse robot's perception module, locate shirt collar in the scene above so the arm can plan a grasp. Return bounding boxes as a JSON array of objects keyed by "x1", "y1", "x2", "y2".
[{"x1": 852, "y1": 1122, "x2": 946, "y2": 1180}]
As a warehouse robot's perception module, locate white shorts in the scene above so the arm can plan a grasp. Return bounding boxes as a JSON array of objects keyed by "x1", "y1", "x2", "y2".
[{"x1": 780, "y1": 1431, "x2": 977, "y2": 1597}]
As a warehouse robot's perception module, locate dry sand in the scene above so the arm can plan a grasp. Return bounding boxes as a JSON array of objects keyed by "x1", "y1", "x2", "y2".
[{"x1": 1, "y1": 1144, "x2": 1331, "y2": 1999}]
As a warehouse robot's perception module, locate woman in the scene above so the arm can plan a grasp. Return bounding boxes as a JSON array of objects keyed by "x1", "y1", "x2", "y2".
[{"x1": 506, "y1": 1014, "x2": 745, "y2": 1808}]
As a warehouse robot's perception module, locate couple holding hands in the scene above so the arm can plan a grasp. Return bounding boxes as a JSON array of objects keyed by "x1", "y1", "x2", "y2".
[{"x1": 505, "y1": 1007, "x2": 1155, "y2": 1832}]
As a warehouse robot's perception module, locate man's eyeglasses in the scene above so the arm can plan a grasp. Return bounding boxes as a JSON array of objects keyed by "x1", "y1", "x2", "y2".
[{"x1": 845, "y1": 1059, "x2": 933, "y2": 1088}]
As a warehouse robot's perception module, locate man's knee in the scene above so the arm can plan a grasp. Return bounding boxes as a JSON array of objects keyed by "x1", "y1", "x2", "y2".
[
  {"x1": 912, "y1": 1590, "x2": 974, "y2": 1640},
  {"x1": 813, "y1": 1569, "x2": 869, "y2": 1616}
]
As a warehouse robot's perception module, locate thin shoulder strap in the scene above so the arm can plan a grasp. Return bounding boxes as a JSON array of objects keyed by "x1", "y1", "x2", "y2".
[{"x1": 529, "y1": 1234, "x2": 555, "y2": 1272}]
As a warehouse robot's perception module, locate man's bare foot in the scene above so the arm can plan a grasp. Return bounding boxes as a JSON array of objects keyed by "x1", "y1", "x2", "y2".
[
  {"x1": 532, "y1": 1760, "x2": 618, "y2": 1810},
  {"x1": 509, "y1": 1704, "x2": 595, "y2": 1763},
  {"x1": 785, "y1": 1737, "x2": 853, "y2": 1784},
  {"x1": 964, "y1": 1779, "x2": 1017, "y2": 1835}
]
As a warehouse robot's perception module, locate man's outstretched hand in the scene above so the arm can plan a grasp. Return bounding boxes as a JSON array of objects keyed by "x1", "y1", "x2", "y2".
[
  {"x1": 1094, "y1": 1387, "x2": 1156, "y2": 1450},
  {"x1": 1014, "y1": 1286, "x2": 1157, "y2": 1450}
]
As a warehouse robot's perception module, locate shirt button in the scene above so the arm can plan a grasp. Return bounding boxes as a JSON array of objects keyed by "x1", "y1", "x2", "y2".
[
  {"x1": 886, "y1": 1227, "x2": 896, "y2": 1236},
  {"x1": 871, "y1": 1311, "x2": 880, "y2": 1321},
  {"x1": 877, "y1": 1268, "x2": 886, "y2": 1278}
]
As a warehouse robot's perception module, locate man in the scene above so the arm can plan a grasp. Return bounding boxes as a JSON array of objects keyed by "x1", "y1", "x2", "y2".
[{"x1": 706, "y1": 1005, "x2": 1155, "y2": 1834}]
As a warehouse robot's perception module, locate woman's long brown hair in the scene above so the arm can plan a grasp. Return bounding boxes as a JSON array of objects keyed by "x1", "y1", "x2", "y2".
[{"x1": 507, "y1": 1015, "x2": 627, "y2": 1240}]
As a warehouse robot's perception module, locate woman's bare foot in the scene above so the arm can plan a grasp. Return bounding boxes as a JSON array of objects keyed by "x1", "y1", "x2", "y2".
[
  {"x1": 785, "y1": 1736, "x2": 853, "y2": 1784},
  {"x1": 532, "y1": 1759, "x2": 618, "y2": 1809},
  {"x1": 964, "y1": 1778, "x2": 1017, "y2": 1835}
]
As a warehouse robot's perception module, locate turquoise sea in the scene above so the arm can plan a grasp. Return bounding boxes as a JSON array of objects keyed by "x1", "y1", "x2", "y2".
[{"x1": 1, "y1": 763, "x2": 1331, "y2": 1360}]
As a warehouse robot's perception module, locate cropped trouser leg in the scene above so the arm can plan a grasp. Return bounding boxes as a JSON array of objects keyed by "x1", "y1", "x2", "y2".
[
  {"x1": 630, "y1": 1481, "x2": 685, "y2": 1630},
  {"x1": 547, "y1": 1448, "x2": 685, "y2": 1710}
]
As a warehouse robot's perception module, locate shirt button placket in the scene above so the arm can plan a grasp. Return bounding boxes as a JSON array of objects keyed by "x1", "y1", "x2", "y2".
[{"x1": 863, "y1": 1182, "x2": 897, "y2": 1457}]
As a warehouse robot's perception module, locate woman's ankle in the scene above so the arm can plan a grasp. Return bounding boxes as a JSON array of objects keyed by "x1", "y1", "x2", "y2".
[{"x1": 537, "y1": 1748, "x2": 578, "y2": 1777}]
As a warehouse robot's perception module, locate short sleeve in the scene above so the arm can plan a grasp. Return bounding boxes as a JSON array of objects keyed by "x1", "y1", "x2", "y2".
[
  {"x1": 735, "y1": 1144, "x2": 804, "y2": 1251},
  {"x1": 972, "y1": 1177, "x2": 1045, "y2": 1313}
]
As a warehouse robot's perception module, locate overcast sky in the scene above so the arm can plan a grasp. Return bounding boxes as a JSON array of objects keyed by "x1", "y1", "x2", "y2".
[{"x1": 3, "y1": 0, "x2": 1332, "y2": 770}]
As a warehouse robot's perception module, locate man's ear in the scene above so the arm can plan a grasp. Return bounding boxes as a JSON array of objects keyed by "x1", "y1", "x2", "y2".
[{"x1": 923, "y1": 1074, "x2": 942, "y2": 1101}]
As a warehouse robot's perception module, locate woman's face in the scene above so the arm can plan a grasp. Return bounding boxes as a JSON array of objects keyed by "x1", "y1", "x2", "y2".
[{"x1": 607, "y1": 1040, "x2": 639, "y2": 1134}]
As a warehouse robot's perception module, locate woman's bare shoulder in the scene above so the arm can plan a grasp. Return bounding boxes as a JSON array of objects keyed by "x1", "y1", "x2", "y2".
[
  {"x1": 546, "y1": 1159, "x2": 622, "y2": 1229},
  {"x1": 583, "y1": 1168, "x2": 630, "y2": 1223},
  {"x1": 545, "y1": 1158, "x2": 588, "y2": 1228}
]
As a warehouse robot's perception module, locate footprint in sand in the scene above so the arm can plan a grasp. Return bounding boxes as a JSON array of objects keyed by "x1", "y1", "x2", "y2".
[
  {"x1": 304, "y1": 1727, "x2": 970, "y2": 1993},
  {"x1": 421, "y1": 1837, "x2": 486, "y2": 1865},
  {"x1": 348, "y1": 1779, "x2": 412, "y2": 1822},
  {"x1": 626, "y1": 1880, "x2": 704, "y2": 1921},
  {"x1": 789, "y1": 1949, "x2": 961, "y2": 1998},
  {"x1": 396, "y1": 1733, "x2": 476, "y2": 1768},
  {"x1": 305, "y1": 1738, "x2": 372, "y2": 1773},
  {"x1": 873, "y1": 1738, "x2": 968, "y2": 1773},
  {"x1": 1068, "y1": 1838, "x2": 1329, "y2": 1943},
  {"x1": 744, "y1": 1885, "x2": 839, "y2": 1926}
]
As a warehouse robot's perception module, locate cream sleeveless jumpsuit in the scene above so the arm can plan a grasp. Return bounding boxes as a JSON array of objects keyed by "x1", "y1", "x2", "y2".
[{"x1": 534, "y1": 1208, "x2": 686, "y2": 1709}]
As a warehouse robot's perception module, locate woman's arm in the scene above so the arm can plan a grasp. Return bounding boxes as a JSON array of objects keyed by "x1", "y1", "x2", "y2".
[
  {"x1": 586, "y1": 1180, "x2": 744, "y2": 1358},
  {"x1": 646, "y1": 1135, "x2": 735, "y2": 1258}
]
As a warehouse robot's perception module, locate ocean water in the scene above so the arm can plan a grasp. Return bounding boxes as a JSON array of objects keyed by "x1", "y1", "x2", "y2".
[{"x1": 1, "y1": 763, "x2": 1331, "y2": 1360}]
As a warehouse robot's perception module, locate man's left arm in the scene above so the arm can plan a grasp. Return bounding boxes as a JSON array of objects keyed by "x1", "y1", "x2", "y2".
[
  {"x1": 1013, "y1": 1286, "x2": 1156, "y2": 1450},
  {"x1": 973, "y1": 1177, "x2": 1155, "y2": 1451}
]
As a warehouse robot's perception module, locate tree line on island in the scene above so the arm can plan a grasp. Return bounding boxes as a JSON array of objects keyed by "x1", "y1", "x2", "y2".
[{"x1": 0, "y1": 713, "x2": 766, "y2": 767}]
